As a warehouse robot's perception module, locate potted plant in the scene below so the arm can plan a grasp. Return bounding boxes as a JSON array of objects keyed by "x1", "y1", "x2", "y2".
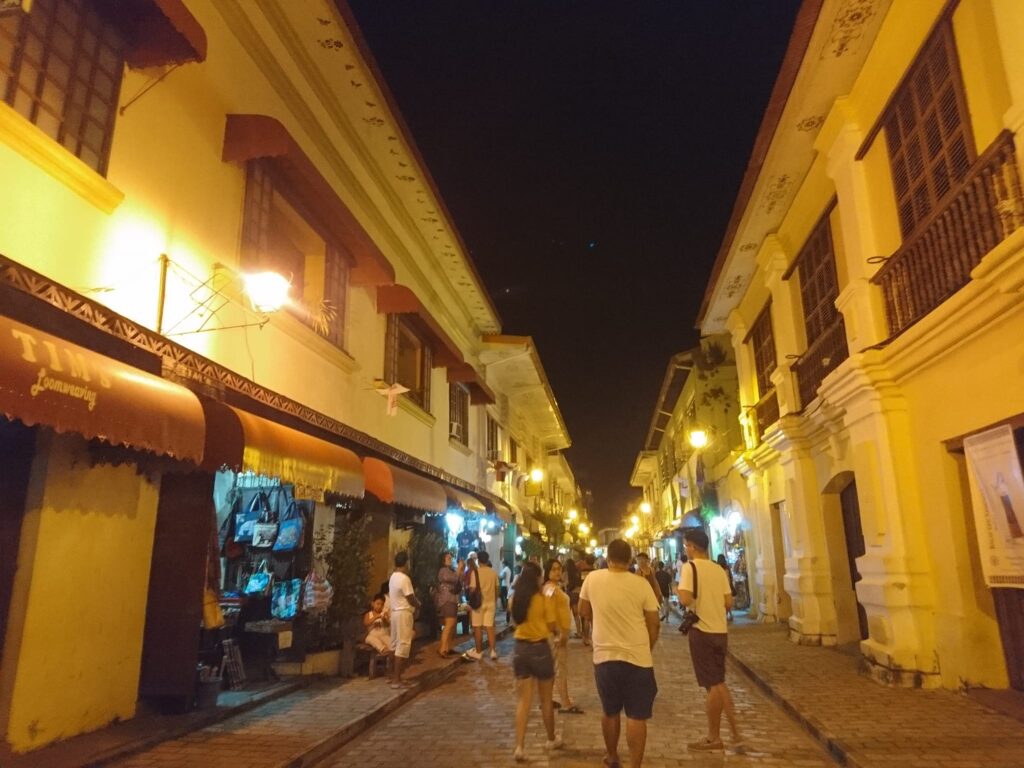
[
  {"x1": 408, "y1": 528, "x2": 448, "y2": 640},
  {"x1": 318, "y1": 512, "x2": 373, "y2": 676}
]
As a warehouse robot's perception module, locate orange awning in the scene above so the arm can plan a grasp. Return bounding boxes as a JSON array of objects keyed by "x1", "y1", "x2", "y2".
[
  {"x1": 202, "y1": 400, "x2": 364, "y2": 501},
  {"x1": 0, "y1": 314, "x2": 204, "y2": 463},
  {"x1": 363, "y1": 457, "x2": 447, "y2": 514},
  {"x1": 100, "y1": 0, "x2": 207, "y2": 68},
  {"x1": 376, "y1": 285, "x2": 464, "y2": 368},
  {"x1": 447, "y1": 362, "x2": 495, "y2": 405},
  {"x1": 222, "y1": 114, "x2": 395, "y2": 287}
]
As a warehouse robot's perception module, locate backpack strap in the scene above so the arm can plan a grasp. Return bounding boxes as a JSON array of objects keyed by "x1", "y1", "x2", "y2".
[{"x1": 690, "y1": 561, "x2": 699, "y2": 600}]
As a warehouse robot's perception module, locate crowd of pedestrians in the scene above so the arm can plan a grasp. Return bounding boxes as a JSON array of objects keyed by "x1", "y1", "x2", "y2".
[{"x1": 371, "y1": 529, "x2": 742, "y2": 765}]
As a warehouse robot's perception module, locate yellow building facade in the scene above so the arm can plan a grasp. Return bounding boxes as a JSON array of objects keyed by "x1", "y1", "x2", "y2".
[
  {"x1": 699, "y1": 0, "x2": 1024, "y2": 689},
  {"x1": 0, "y1": 0, "x2": 573, "y2": 753}
]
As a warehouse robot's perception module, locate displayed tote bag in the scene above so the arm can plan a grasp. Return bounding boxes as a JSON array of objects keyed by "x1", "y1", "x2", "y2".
[
  {"x1": 271, "y1": 578, "x2": 303, "y2": 620},
  {"x1": 235, "y1": 491, "x2": 270, "y2": 544},
  {"x1": 272, "y1": 501, "x2": 306, "y2": 553},
  {"x1": 243, "y1": 561, "x2": 274, "y2": 598},
  {"x1": 251, "y1": 493, "x2": 280, "y2": 549},
  {"x1": 302, "y1": 569, "x2": 334, "y2": 613}
]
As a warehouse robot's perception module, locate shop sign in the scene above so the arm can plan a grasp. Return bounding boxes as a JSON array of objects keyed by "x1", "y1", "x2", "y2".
[
  {"x1": 6, "y1": 321, "x2": 111, "y2": 413},
  {"x1": 964, "y1": 425, "x2": 1024, "y2": 588}
]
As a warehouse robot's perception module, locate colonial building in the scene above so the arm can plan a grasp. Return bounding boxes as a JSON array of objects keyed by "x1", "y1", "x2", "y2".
[
  {"x1": 0, "y1": 0, "x2": 572, "y2": 753},
  {"x1": 629, "y1": 337, "x2": 749, "y2": 595},
  {"x1": 698, "y1": 0, "x2": 1024, "y2": 690}
]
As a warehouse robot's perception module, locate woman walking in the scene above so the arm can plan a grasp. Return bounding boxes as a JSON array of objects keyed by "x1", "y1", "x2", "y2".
[
  {"x1": 511, "y1": 561, "x2": 563, "y2": 762},
  {"x1": 436, "y1": 552, "x2": 462, "y2": 657},
  {"x1": 544, "y1": 559, "x2": 583, "y2": 715}
]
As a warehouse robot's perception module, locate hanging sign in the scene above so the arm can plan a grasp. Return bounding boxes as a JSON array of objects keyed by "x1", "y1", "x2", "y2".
[{"x1": 964, "y1": 425, "x2": 1024, "y2": 588}]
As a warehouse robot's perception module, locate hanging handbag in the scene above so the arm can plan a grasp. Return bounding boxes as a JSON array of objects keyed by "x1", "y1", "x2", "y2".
[
  {"x1": 302, "y1": 569, "x2": 334, "y2": 613},
  {"x1": 273, "y1": 500, "x2": 306, "y2": 552},
  {"x1": 243, "y1": 560, "x2": 274, "y2": 598},
  {"x1": 679, "y1": 562, "x2": 701, "y2": 635},
  {"x1": 467, "y1": 569, "x2": 483, "y2": 610},
  {"x1": 251, "y1": 492, "x2": 279, "y2": 549},
  {"x1": 235, "y1": 490, "x2": 270, "y2": 544},
  {"x1": 271, "y1": 578, "x2": 302, "y2": 620}
]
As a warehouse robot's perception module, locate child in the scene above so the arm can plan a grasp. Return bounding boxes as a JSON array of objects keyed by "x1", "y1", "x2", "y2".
[{"x1": 363, "y1": 593, "x2": 392, "y2": 653}]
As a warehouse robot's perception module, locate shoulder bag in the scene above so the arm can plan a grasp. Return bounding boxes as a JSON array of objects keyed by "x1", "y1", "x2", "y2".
[{"x1": 679, "y1": 561, "x2": 700, "y2": 635}]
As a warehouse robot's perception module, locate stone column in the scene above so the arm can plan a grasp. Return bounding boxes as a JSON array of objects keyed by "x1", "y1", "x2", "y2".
[{"x1": 759, "y1": 236, "x2": 803, "y2": 416}]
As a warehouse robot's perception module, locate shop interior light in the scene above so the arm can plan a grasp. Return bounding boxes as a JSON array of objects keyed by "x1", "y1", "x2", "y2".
[
  {"x1": 630, "y1": 514, "x2": 640, "y2": 526},
  {"x1": 578, "y1": 522, "x2": 590, "y2": 535},
  {"x1": 445, "y1": 513, "x2": 464, "y2": 532},
  {"x1": 568, "y1": 508, "x2": 578, "y2": 520},
  {"x1": 589, "y1": 538, "x2": 597, "y2": 547},
  {"x1": 516, "y1": 535, "x2": 524, "y2": 543},
  {"x1": 243, "y1": 271, "x2": 291, "y2": 313},
  {"x1": 688, "y1": 428, "x2": 709, "y2": 449}
]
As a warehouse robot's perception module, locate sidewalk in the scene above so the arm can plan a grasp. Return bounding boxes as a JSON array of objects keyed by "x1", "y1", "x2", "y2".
[
  {"x1": 7, "y1": 621, "x2": 510, "y2": 768},
  {"x1": 727, "y1": 621, "x2": 1024, "y2": 768}
]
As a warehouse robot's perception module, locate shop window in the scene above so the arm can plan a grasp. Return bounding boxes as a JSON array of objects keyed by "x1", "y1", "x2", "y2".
[
  {"x1": 509, "y1": 438, "x2": 519, "y2": 465},
  {"x1": 385, "y1": 313, "x2": 432, "y2": 410},
  {"x1": 883, "y1": 20, "x2": 974, "y2": 239},
  {"x1": 449, "y1": 383, "x2": 469, "y2": 445},
  {"x1": 746, "y1": 302, "x2": 776, "y2": 400},
  {"x1": 486, "y1": 413, "x2": 500, "y2": 460},
  {"x1": 241, "y1": 161, "x2": 349, "y2": 348},
  {"x1": 0, "y1": 0, "x2": 125, "y2": 174}
]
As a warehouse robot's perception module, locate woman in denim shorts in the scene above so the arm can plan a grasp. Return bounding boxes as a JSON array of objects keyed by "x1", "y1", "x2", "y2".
[{"x1": 511, "y1": 562, "x2": 563, "y2": 762}]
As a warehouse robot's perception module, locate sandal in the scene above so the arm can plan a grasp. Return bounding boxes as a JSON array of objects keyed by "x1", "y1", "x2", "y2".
[
  {"x1": 559, "y1": 705, "x2": 584, "y2": 715},
  {"x1": 603, "y1": 758, "x2": 621, "y2": 768}
]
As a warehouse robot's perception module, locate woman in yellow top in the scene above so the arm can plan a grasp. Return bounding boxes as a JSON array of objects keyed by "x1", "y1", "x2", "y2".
[{"x1": 511, "y1": 561, "x2": 563, "y2": 762}]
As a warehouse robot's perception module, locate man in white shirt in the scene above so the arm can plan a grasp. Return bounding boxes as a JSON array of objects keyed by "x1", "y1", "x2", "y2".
[
  {"x1": 388, "y1": 551, "x2": 420, "y2": 689},
  {"x1": 579, "y1": 539, "x2": 660, "y2": 768},
  {"x1": 678, "y1": 529, "x2": 742, "y2": 751},
  {"x1": 500, "y1": 558, "x2": 513, "y2": 619},
  {"x1": 466, "y1": 550, "x2": 501, "y2": 660}
]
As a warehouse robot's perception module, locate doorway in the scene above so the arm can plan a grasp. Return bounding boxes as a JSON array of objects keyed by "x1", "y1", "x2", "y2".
[
  {"x1": 839, "y1": 480, "x2": 869, "y2": 641},
  {"x1": 0, "y1": 420, "x2": 36, "y2": 662},
  {"x1": 769, "y1": 502, "x2": 792, "y2": 621}
]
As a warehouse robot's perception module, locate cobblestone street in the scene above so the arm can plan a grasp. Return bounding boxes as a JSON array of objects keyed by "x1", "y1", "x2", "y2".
[{"x1": 326, "y1": 629, "x2": 834, "y2": 768}]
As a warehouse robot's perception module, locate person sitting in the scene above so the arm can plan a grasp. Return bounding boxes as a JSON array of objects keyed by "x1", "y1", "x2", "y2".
[{"x1": 363, "y1": 593, "x2": 392, "y2": 654}]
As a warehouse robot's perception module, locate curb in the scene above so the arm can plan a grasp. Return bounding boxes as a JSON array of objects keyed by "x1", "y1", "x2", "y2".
[
  {"x1": 84, "y1": 679, "x2": 309, "y2": 767},
  {"x1": 727, "y1": 649, "x2": 862, "y2": 768},
  {"x1": 279, "y1": 624, "x2": 515, "y2": 768}
]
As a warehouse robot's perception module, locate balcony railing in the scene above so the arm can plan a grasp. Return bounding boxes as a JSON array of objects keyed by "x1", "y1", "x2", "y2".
[
  {"x1": 794, "y1": 317, "x2": 849, "y2": 410},
  {"x1": 872, "y1": 130, "x2": 1024, "y2": 337},
  {"x1": 753, "y1": 388, "x2": 779, "y2": 444}
]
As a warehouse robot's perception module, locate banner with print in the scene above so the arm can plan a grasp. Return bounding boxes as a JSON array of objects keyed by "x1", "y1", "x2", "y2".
[{"x1": 964, "y1": 425, "x2": 1024, "y2": 588}]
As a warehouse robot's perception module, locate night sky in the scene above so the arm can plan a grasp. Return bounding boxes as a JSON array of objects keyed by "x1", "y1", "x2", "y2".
[{"x1": 347, "y1": 1, "x2": 802, "y2": 528}]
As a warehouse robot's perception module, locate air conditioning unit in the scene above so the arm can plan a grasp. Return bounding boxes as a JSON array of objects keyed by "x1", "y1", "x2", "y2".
[{"x1": 449, "y1": 421, "x2": 463, "y2": 441}]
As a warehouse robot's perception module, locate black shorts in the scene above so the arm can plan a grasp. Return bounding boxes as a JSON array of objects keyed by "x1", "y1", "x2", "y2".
[
  {"x1": 513, "y1": 639, "x2": 554, "y2": 680},
  {"x1": 689, "y1": 628, "x2": 727, "y2": 688},
  {"x1": 594, "y1": 661, "x2": 657, "y2": 720}
]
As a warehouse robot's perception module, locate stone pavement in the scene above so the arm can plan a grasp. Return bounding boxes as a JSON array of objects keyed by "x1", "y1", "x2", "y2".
[
  {"x1": 327, "y1": 627, "x2": 836, "y2": 767},
  {"x1": 726, "y1": 622, "x2": 1024, "y2": 768}
]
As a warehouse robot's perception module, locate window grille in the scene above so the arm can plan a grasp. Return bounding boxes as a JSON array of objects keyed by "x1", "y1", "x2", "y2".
[{"x1": 0, "y1": 0, "x2": 125, "y2": 174}]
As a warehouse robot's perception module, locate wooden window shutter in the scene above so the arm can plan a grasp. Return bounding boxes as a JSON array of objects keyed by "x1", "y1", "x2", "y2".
[
  {"x1": 241, "y1": 160, "x2": 273, "y2": 269},
  {"x1": 884, "y1": 21, "x2": 974, "y2": 239},
  {"x1": 747, "y1": 303, "x2": 777, "y2": 399},
  {"x1": 795, "y1": 209, "x2": 841, "y2": 342}
]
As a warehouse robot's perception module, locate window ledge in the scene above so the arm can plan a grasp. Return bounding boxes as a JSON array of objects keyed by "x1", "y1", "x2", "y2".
[
  {"x1": 398, "y1": 394, "x2": 435, "y2": 427},
  {"x1": 449, "y1": 438, "x2": 472, "y2": 456},
  {"x1": 0, "y1": 102, "x2": 124, "y2": 214},
  {"x1": 270, "y1": 309, "x2": 359, "y2": 374}
]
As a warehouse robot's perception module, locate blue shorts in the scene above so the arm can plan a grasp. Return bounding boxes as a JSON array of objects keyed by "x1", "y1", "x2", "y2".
[
  {"x1": 594, "y1": 661, "x2": 657, "y2": 720},
  {"x1": 513, "y1": 639, "x2": 554, "y2": 680}
]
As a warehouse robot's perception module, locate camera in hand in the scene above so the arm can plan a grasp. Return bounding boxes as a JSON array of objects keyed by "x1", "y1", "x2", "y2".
[{"x1": 678, "y1": 610, "x2": 700, "y2": 634}]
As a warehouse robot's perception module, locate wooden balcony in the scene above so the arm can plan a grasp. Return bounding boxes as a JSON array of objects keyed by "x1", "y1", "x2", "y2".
[
  {"x1": 872, "y1": 130, "x2": 1024, "y2": 337},
  {"x1": 794, "y1": 317, "x2": 849, "y2": 410},
  {"x1": 753, "y1": 389, "x2": 779, "y2": 445}
]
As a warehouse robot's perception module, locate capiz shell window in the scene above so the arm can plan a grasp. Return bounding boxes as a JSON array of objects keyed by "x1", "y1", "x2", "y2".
[{"x1": 0, "y1": 0, "x2": 125, "y2": 174}]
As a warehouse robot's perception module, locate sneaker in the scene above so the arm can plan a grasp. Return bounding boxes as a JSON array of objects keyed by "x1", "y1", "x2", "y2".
[
  {"x1": 465, "y1": 649, "x2": 483, "y2": 661},
  {"x1": 688, "y1": 738, "x2": 724, "y2": 752},
  {"x1": 513, "y1": 747, "x2": 526, "y2": 762},
  {"x1": 490, "y1": 650, "x2": 498, "y2": 661},
  {"x1": 546, "y1": 736, "x2": 563, "y2": 750}
]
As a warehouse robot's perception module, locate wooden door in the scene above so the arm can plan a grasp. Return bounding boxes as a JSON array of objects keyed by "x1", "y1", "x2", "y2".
[
  {"x1": 139, "y1": 472, "x2": 214, "y2": 708},
  {"x1": 993, "y1": 589, "x2": 1024, "y2": 689},
  {"x1": 0, "y1": 420, "x2": 35, "y2": 659},
  {"x1": 839, "y1": 481, "x2": 869, "y2": 640}
]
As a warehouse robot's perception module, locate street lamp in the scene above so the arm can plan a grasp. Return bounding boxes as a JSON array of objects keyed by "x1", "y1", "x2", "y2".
[
  {"x1": 630, "y1": 514, "x2": 639, "y2": 526},
  {"x1": 242, "y1": 271, "x2": 291, "y2": 313},
  {"x1": 688, "y1": 428, "x2": 709, "y2": 449},
  {"x1": 639, "y1": 501, "x2": 652, "y2": 515},
  {"x1": 530, "y1": 467, "x2": 544, "y2": 483}
]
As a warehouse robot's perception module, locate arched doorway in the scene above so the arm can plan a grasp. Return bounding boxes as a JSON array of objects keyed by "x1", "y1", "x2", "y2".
[
  {"x1": 769, "y1": 501, "x2": 792, "y2": 621},
  {"x1": 823, "y1": 473, "x2": 868, "y2": 644}
]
